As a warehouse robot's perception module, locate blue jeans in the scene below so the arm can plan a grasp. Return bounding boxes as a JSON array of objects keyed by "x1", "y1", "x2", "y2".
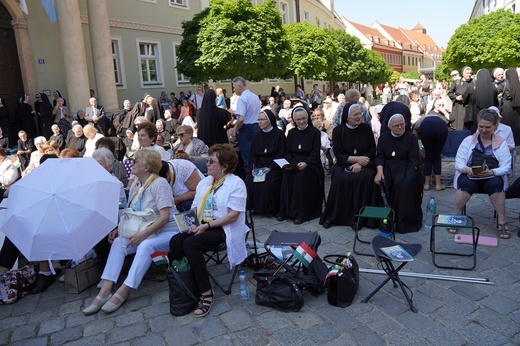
[{"x1": 237, "y1": 123, "x2": 259, "y2": 168}]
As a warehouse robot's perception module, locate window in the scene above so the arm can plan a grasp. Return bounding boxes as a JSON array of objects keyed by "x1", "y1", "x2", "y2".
[
  {"x1": 173, "y1": 44, "x2": 189, "y2": 84},
  {"x1": 268, "y1": 79, "x2": 279, "y2": 83},
  {"x1": 280, "y1": 2, "x2": 289, "y2": 24},
  {"x1": 169, "y1": 0, "x2": 188, "y2": 7},
  {"x1": 111, "y1": 38, "x2": 125, "y2": 87},
  {"x1": 407, "y1": 56, "x2": 410, "y2": 65},
  {"x1": 304, "y1": 11, "x2": 309, "y2": 22},
  {"x1": 138, "y1": 40, "x2": 162, "y2": 85},
  {"x1": 316, "y1": 17, "x2": 320, "y2": 28},
  {"x1": 512, "y1": 4, "x2": 516, "y2": 13}
]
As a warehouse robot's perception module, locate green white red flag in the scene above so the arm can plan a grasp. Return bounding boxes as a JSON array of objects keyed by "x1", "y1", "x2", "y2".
[
  {"x1": 151, "y1": 251, "x2": 169, "y2": 267},
  {"x1": 292, "y1": 242, "x2": 316, "y2": 267}
]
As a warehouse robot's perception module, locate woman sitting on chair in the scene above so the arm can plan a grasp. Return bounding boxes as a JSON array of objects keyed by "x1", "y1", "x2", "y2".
[
  {"x1": 321, "y1": 103, "x2": 376, "y2": 228},
  {"x1": 374, "y1": 113, "x2": 423, "y2": 233},
  {"x1": 169, "y1": 143, "x2": 248, "y2": 317},
  {"x1": 276, "y1": 106, "x2": 323, "y2": 224},
  {"x1": 83, "y1": 148, "x2": 179, "y2": 315},
  {"x1": 450, "y1": 109, "x2": 511, "y2": 238}
]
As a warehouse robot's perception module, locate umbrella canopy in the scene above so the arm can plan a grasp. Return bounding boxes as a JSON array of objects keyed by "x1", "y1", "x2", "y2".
[{"x1": 1, "y1": 158, "x2": 121, "y2": 261}]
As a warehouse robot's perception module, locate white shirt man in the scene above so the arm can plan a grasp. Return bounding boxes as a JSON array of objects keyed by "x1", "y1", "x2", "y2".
[{"x1": 189, "y1": 87, "x2": 204, "y2": 110}]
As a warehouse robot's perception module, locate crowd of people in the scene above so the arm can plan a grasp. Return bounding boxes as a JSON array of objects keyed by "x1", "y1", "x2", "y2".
[{"x1": 0, "y1": 67, "x2": 519, "y2": 315}]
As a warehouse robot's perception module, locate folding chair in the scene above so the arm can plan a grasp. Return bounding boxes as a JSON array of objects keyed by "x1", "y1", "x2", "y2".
[
  {"x1": 203, "y1": 209, "x2": 257, "y2": 295},
  {"x1": 362, "y1": 235, "x2": 422, "y2": 313},
  {"x1": 353, "y1": 181, "x2": 395, "y2": 256}
]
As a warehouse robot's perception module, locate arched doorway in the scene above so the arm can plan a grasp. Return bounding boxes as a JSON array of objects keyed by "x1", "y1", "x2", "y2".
[{"x1": 0, "y1": 2, "x2": 23, "y2": 145}]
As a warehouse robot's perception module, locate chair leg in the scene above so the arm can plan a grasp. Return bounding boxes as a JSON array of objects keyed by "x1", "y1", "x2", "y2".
[{"x1": 207, "y1": 264, "x2": 239, "y2": 295}]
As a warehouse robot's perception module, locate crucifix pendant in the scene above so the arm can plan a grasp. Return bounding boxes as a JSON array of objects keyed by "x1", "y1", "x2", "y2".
[
  {"x1": 298, "y1": 144, "x2": 301, "y2": 150},
  {"x1": 264, "y1": 148, "x2": 267, "y2": 153},
  {"x1": 353, "y1": 148, "x2": 357, "y2": 155},
  {"x1": 391, "y1": 151, "x2": 395, "y2": 157}
]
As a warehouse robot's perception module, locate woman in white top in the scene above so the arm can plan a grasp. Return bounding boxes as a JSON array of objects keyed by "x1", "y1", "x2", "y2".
[
  {"x1": 160, "y1": 159, "x2": 204, "y2": 212},
  {"x1": 83, "y1": 148, "x2": 179, "y2": 315},
  {"x1": 0, "y1": 147, "x2": 19, "y2": 186},
  {"x1": 83, "y1": 124, "x2": 104, "y2": 157},
  {"x1": 169, "y1": 144, "x2": 248, "y2": 317}
]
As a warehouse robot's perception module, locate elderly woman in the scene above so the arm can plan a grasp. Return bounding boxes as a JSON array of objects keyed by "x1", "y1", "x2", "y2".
[
  {"x1": 137, "y1": 121, "x2": 171, "y2": 161},
  {"x1": 450, "y1": 109, "x2": 511, "y2": 238},
  {"x1": 66, "y1": 124, "x2": 87, "y2": 156},
  {"x1": 172, "y1": 125, "x2": 209, "y2": 162},
  {"x1": 83, "y1": 124, "x2": 104, "y2": 157},
  {"x1": 276, "y1": 107, "x2": 323, "y2": 224},
  {"x1": 245, "y1": 109, "x2": 286, "y2": 216},
  {"x1": 375, "y1": 114, "x2": 423, "y2": 233},
  {"x1": 321, "y1": 103, "x2": 376, "y2": 228},
  {"x1": 160, "y1": 159, "x2": 203, "y2": 212},
  {"x1": 21, "y1": 136, "x2": 46, "y2": 177},
  {"x1": 83, "y1": 148, "x2": 179, "y2": 315},
  {"x1": 0, "y1": 147, "x2": 19, "y2": 187},
  {"x1": 169, "y1": 144, "x2": 248, "y2": 317},
  {"x1": 52, "y1": 97, "x2": 72, "y2": 135},
  {"x1": 49, "y1": 124, "x2": 65, "y2": 149},
  {"x1": 155, "y1": 119, "x2": 171, "y2": 148},
  {"x1": 415, "y1": 99, "x2": 449, "y2": 191},
  {"x1": 493, "y1": 67, "x2": 505, "y2": 104}
]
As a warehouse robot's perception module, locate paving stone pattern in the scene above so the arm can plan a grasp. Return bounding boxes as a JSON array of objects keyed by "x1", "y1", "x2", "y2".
[{"x1": 1, "y1": 158, "x2": 520, "y2": 345}]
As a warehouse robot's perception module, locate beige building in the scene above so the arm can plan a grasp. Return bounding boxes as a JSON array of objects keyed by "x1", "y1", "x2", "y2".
[{"x1": 0, "y1": 0, "x2": 344, "y2": 123}]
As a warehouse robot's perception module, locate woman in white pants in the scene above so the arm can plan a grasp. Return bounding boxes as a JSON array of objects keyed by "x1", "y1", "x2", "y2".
[{"x1": 83, "y1": 148, "x2": 179, "y2": 315}]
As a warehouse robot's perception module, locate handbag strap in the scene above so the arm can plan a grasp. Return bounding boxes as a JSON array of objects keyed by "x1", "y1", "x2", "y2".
[{"x1": 169, "y1": 268, "x2": 199, "y2": 303}]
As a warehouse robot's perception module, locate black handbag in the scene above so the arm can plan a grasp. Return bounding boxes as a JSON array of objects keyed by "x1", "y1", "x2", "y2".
[
  {"x1": 167, "y1": 267, "x2": 200, "y2": 316},
  {"x1": 253, "y1": 271, "x2": 306, "y2": 312},
  {"x1": 471, "y1": 137, "x2": 499, "y2": 169},
  {"x1": 324, "y1": 254, "x2": 359, "y2": 308}
]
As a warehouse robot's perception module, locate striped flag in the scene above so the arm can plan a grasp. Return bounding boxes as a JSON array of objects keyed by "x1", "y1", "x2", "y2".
[
  {"x1": 151, "y1": 251, "x2": 169, "y2": 267},
  {"x1": 292, "y1": 242, "x2": 316, "y2": 267}
]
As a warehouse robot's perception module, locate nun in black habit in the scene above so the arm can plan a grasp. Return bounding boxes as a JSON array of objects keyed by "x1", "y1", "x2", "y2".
[
  {"x1": 197, "y1": 89, "x2": 231, "y2": 147},
  {"x1": 448, "y1": 66, "x2": 476, "y2": 132},
  {"x1": 374, "y1": 113, "x2": 423, "y2": 233},
  {"x1": 276, "y1": 107, "x2": 323, "y2": 224},
  {"x1": 320, "y1": 103, "x2": 377, "y2": 228},
  {"x1": 17, "y1": 94, "x2": 37, "y2": 139},
  {"x1": 501, "y1": 68, "x2": 520, "y2": 145},
  {"x1": 245, "y1": 109, "x2": 286, "y2": 216}
]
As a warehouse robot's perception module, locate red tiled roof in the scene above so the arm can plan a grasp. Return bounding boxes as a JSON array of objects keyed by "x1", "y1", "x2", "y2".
[
  {"x1": 348, "y1": 21, "x2": 398, "y2": 48},
  {"x1": 400, "y1": 27, "x2": 443, "y2": 55}
]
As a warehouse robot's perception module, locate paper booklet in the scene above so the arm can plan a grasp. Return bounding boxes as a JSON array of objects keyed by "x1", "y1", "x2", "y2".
[
  {"x1": 174, "y1": 209, "x2": 199, "y2": 233},
  {"x1": 253, "y1": 168, "x2": 267, "y2": 182},
  {"x1": 379, "y1": 245, "x2": 413, "y2": 262}
]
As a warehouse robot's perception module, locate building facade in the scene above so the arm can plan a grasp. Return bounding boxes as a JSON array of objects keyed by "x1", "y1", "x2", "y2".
[
  {"x1": 470, "y1": 0, "x2": 518, "y2": 19},
  {"x1": 0, "y1": 0, "x2": 344, "y2": 120}
]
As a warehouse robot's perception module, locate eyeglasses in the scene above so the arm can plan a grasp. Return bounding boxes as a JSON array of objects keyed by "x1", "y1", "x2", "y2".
[
  {"x1": 206, "y1": 158, "x2": 219, "y2": 165},
  {"x1": 391, "y1": 123, "x2": 405, "y2": 128},
  {"x1": 177, "y1": 133, "x2": 186, "y2": 137}
]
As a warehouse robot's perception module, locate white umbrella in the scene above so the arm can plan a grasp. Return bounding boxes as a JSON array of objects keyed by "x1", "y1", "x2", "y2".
[{"x1": 1, "y1": 158, "x2": 121, "y2": 263}]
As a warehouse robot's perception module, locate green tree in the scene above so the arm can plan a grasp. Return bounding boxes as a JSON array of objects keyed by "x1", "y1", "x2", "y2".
[
  {"x1": 389, "y1": 70, "x2": 401, "y2": 84},
  {"x1": 401, "y1": 71, "x2": 421, "y2": 80},
  {"x1": 324, "y1": 29, "x2": 363, "y2": 81},
  {"x1": 355, "y1": 49, "x2": 392, "y2": 84},
  {"x1": 177, "y1": 0, "x2": 290, "y2": 83},
  {"x1": 441, "y1": 9, "x2": 520, "y2": 73},
  {"x1": 285, "y1": 22, "x2": 338, "y2": 79}
]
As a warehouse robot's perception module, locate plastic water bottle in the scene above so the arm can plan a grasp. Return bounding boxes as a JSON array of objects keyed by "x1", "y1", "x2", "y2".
[
  {"x1": 424, "y1": 196, "x2": 436, "y2": 229},
  {"x1": 70, "y1": 260, "x2": 76, "y2": 269},
  {"x1": 239, "y1": 270, "x2": 249, "y2": 301}
]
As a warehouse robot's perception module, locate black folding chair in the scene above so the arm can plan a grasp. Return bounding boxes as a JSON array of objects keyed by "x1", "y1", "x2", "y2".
[{"x1": 362, "y1": 235, "x2": 422, "y2": 313}]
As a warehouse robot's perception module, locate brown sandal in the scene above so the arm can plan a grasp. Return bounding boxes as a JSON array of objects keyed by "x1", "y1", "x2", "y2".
[
  {"x1": 194, "y1": 291, "x2": 214, "y2": 318},
  {"x1": 498, "y1": 224, "x2": 511, "y2": 239}
]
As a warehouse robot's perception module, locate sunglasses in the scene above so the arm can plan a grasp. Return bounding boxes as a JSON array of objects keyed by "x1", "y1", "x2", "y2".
[{"x1": 206, "y1": 158, "x2": 219, "y2": 165}]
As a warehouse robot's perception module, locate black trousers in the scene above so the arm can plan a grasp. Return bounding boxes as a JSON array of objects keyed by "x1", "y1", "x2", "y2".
[
  {"x1": 169, "y1": 227, "x2": 225, "y2": 294},
  {"x1": 0, "y1": 237, "x2": 19, "y2": 269}
]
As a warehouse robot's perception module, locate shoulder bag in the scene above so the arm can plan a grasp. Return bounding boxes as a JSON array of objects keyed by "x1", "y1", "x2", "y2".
[
  {"x1": 0, "y1": 264, "x2": 37, "y2": 304},
  {"x1": 167, "y1": 258, "x2": 200, "y2": 316},
  {"x1": 118, "y1": 208, "x2": 157, "y2": 239},
  {"x1": 64, "y1": 258, "x2": 100, "y2": 294}
]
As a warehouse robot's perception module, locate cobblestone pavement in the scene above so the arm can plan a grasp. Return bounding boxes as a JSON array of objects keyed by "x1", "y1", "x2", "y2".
[{"x1": 1, "y1": 160, "x2": 520, "y2": 345}]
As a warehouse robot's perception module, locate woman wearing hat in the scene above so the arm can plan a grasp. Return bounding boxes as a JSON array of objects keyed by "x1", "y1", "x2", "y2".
[
  {"x1": 321, "y1": 103, "x2": 377, "y2": 228},
  {"x1": 245, "y1": 109, "x2": 286, "y2": 216},
  {"x1": 374, "y1": 113, "x2": 423, "y2": 233},
  {"x1": 276, "y1": 107, "x2": 323, "y2": 224}
]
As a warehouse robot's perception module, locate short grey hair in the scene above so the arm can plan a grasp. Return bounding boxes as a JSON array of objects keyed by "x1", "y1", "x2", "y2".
[
  {"x1": 92, "y1": 148, "x2": 114, "y2": 167},
  {"x1": 477, "y1": 108, "x2": 499, "y2": 125},
  {"x1": 35, "y1": 136, "x2": 46, "y2": 145},
  {"x1": 232, "y1": 76, "x2": 246, "y2": 87},
  {"x1": 134, "y1": 116, "x2": 147, "y2": 125}
]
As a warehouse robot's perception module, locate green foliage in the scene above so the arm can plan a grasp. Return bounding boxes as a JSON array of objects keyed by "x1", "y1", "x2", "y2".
[
  {"x1": 401, "y1": 71, "x2": 421, "y2": 80},
  {"x1": 176, "y1": 9, "x2": 209, "y2": 84},
  {"x1": 355, "y1": 49, "x2": 392, "y2": 84},
  {"x1": 285, "y1": 22, "x2": 338, "y2": 79},
  {"x1": 323, "y1": 29, "x2": 363, "y2": 81},
  {"x1": 442, "y1": 9, "x2": 520, "y2": 72},
  {"x1": 177, "y1": 0, "x2": 290, "y2": 83},
  {"x1": 389, "y1": 71, "x2": 401, "y2": 84}
]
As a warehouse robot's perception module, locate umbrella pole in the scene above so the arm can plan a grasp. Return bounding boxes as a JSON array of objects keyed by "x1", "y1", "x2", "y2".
[{"x1": 360, "y1": 268, "x2": 495, "y2": 285}]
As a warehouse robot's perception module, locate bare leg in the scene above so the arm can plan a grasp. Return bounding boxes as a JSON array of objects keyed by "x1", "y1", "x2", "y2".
[
  {"x1": 453, "y1": 190, "x2": 471, "y2": 215},
  {"x1": 90, "y1": 280, "x2": 114, "y2": 305},
  {"x1": 424, "y1": 175, "x2": 431, "y2": 188},
  {"x1": 435, "y1": 175, "x2": 444, "y2": 189},
  {"x1": 107, "y1": 283, "x2": 130, "y2": 304},
  {"x1": 489, "y1": 191, "x2": 506, "y2": 225}
]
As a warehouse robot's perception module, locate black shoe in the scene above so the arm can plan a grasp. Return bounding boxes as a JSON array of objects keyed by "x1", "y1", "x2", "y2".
[
  {"x1": 294, "y1": 219, "x2": 303, "y2": 225},
  {"x1": 30, "y1": 274, "x2": 56, "y2": 294},
  {"x1": 323, "y1": 221, "x2": 332, "y2": 229},
  {"x1": 276, "y1": 216, "x2": 286, "y2": 222}
]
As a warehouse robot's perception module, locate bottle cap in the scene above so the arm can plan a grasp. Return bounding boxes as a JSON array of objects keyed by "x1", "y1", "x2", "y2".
[{"x1": 240, "y1": 269, "x2": 245, "y2": 275}]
